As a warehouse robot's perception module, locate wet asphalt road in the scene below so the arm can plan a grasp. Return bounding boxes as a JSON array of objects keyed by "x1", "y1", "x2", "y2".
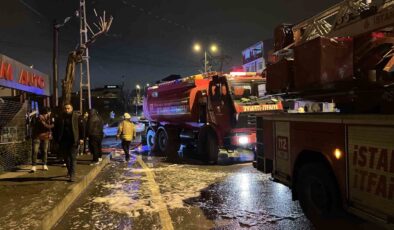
[
  {"x1": 54, "y1": 138, "x2": 379, "y2": 230},
  {"x1": 55, "y1": 138, "x2": 312, "y2": 230}
]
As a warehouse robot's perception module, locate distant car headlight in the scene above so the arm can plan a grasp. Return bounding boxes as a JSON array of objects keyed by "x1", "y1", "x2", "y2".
[{"x1": 238, "y1": 136, "x2": 249, "y2": 145}]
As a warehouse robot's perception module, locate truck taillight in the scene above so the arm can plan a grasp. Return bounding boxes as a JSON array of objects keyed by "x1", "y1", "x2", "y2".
[{"x1": 371, "y1": 32, "x2": 385, "y2": 39}]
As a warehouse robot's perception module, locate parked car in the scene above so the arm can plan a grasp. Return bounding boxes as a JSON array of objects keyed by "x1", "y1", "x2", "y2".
[{"x1": 103, "y1": 121, "x2": 119, "y2": 137}]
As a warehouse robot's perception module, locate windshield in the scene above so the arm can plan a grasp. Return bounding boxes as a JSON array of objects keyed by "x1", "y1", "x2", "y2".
[{"x1": 228, "y1": 81, "x2": 265, "y2": 102}]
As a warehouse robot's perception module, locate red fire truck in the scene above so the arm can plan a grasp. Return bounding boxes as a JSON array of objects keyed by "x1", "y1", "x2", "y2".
[
  {"x1": 256, "y1": 0, "x2": 394, "y2": 227},
  {"x1": 143, "y1": 72, "x2": 282, "y2": 163}
]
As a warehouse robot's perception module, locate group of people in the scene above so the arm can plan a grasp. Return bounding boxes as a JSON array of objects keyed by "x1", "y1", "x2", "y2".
[
  {"x1": 30, "y1": 103, "x2": 136, "y2": 182},
  {"x1": 30, "y1": 103, "x2": 104, "y2": 182}
]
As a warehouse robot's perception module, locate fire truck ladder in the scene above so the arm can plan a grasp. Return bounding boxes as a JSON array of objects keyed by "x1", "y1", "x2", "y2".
[
  {"x1": 291, "y1": 0, "x2": 394, "y2": 73},
  {"x1": 293, "y1": 0, "x2": 394, "y2": 41}
]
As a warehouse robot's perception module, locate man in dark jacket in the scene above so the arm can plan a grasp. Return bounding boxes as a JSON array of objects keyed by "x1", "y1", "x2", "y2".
[
  {"x1": 86, "y1": 109, "x2": 104, "y2": 164},
  {"x1": 56, "y1": 103, "x2": 83, "y2": 182}
]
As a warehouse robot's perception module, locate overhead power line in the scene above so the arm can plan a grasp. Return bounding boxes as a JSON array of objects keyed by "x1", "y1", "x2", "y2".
[{"x1": 19, "y1": 0, "x2": 45, "y2": 18}]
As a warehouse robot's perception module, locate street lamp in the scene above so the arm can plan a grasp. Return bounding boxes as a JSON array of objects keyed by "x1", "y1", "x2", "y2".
[
  {"x1": 193, "y1": 44, "x2": 201, "y2": 52},
  {"x1": 135, "y1": 84, "x2": 141, "y2": 116},
  {"x1": 210, "y1": 44, "x2": 218, "y2": 53},
  {"x1": 53, "y1": 16, "x2": 72, "y2": 108},
  {"x1": 193, "y1": 43, "x2": 219, "y2": 75},
  {"x1": 144, "y1": 83, "x2": 150, "y2": 94}
]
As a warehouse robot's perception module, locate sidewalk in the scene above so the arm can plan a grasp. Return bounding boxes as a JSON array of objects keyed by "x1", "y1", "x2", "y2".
[{"x1": 0, "y1": 153, "x2": 112, "y2": 230}]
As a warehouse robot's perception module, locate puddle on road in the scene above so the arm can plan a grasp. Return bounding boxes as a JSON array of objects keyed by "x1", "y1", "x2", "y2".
[
  {"x1": 196, "y1": 203, "x2": 304, "y2": 228},
  {"x1": 184, "y1": 172, "x2": 305, "y2": 228}
]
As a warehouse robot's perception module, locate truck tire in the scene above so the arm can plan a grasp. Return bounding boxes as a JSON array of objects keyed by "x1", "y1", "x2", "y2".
[
  {"x1": 296, "y1": 163, "x2": 341, "y2": 221},
  {"x1": 157, "y1": 128, "x2": 168, "y2": 153},
  {"x1": 198, "y1": 128, "x2": 218, "y2": 164},
  {"x1": 146, "y1": 129, "x2": 159, "y2": 153},
  {"x1": 157, "y1": 127, "x2": 180, "y2": 161}
]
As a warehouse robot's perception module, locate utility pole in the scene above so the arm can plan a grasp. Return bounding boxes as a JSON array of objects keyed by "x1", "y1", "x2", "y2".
[
  {"x1": 79, "y1": 0, "x2": 92, "y2": 113},
  {"x1": 60, "y1": 4, "x2": 112, "y2": 110}
]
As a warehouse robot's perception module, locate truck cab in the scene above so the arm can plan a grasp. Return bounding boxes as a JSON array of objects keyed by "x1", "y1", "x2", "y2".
[{"x1": 224, "y1": 73, "x2": 282, "y2": 149}]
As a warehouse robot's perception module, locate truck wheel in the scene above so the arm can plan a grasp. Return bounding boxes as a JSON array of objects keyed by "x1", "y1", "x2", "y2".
[
  {"x1": 198, "y1": 128, "x2": 218, "y2": 164},
  {"x1": 296, "y1": 163, "x2": 341, "y2": 221},
  {"x1": 158, "y1": 127, "x2": 180, "y2": 161},
  {"x1": 146, "y1": 129, "x2": 159, "y2": 153},
  {"x1": 157, "y1": 129, "x2": 168, "y2": 152}
]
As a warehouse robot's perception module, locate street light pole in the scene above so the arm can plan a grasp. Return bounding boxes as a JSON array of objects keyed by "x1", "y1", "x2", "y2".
[
  {"x1": 52, "y1": 20, "x2": 59, "y2": 108},
  {"x1": 52, "y1": 16, "x2": 71, "y2": 108},
  {"x1": 135, "y1": 84, "x2": 140, "y2": 116},
  {"x1": 193, "y1": 43, "x2": 218, "y2": 76},
  {"x1": 143, "y1": 83, "x2": 150, "y2": 95},
  {"x1": 204, "y1": 51, "x2": 208, "y2": 75}
]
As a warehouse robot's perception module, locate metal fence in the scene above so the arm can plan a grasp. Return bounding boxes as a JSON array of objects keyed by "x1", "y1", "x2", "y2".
[{"x1": 0, "y1": 98, "x2": 30, "y2": 172}]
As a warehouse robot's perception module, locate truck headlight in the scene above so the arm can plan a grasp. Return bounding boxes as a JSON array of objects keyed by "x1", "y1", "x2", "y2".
[
  {"x1": 238, "y1": 136, "x2": 249, "y2": 145},
  {"x1": 334, "y1": 148, "x2": 342, "y2": 160}
]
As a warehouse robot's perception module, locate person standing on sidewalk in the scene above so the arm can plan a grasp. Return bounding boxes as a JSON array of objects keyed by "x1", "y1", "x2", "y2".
[
  {"x1": 86, "y1": 109, "x2": 104, "y2": 165},
  {"x1": 116, "y1": 113, "x2": 136, "y2": 162},
  {"x1": 30, "y1": 107, "x2": 54, "y2": 172},
  {"x1": 55, "y1": 103, "x2": 83, "y2": 182}
]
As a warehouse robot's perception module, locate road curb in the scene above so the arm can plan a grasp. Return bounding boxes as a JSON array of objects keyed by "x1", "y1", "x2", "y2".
[{"x1": 40, "y1": 153, "x2": 112, "y2": 230}]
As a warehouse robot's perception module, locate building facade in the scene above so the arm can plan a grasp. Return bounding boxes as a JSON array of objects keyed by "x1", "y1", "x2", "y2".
[
  {"x1": 0, "y1": 54, "x2": 50, "y2": 171},
  {"x1": 71, "y1": 85, "x2": 127, "y2": 123},
  {"x1": 242, "y1": 41, "x2": 265, "y2": 74}
]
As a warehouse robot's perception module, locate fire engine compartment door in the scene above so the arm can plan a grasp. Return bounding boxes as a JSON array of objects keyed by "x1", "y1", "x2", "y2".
[
  {"x1": 274, "y1": 121, "x2": 291, "y2": 184},
  {"x1": 208, "y1": 76, "x2": 235, "y2": 128},
  {"x1": 348, "y1": 125, "x2": 394, "y2": 222}
]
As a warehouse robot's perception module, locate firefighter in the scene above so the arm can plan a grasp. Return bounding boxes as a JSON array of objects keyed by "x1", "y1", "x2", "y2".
[{"x1": 116, "y1": 113, "x2": 136, "y2": 162}]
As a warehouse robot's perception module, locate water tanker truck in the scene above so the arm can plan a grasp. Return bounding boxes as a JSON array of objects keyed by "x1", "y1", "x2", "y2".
[{"x1": 143, "y1": 72, "x2": 282, "y2": 163}]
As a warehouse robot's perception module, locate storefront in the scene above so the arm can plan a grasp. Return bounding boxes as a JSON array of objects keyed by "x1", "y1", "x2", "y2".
[{"x1": 0, "y1": 53, "x2": 50, "y2": 171}]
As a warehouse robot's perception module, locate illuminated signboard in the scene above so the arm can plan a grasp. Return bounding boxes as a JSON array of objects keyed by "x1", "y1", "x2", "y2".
[
  {"x1": 0, "y1": 54, "x2": 50, "y2": 96},
  {"x1": 149, "y1": 100, "x2": 190, "y2": 116},
  {"x1": 238, "y1": 102, "x2": 283, "y2": 113},
  {"x1": 104, "y1": 85, "x2": 119, "y2": 89}
]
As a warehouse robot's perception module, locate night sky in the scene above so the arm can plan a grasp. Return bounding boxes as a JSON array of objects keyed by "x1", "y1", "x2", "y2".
[{"x1": 0, "y1": 0, "x2": 341, "y2": 91}]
